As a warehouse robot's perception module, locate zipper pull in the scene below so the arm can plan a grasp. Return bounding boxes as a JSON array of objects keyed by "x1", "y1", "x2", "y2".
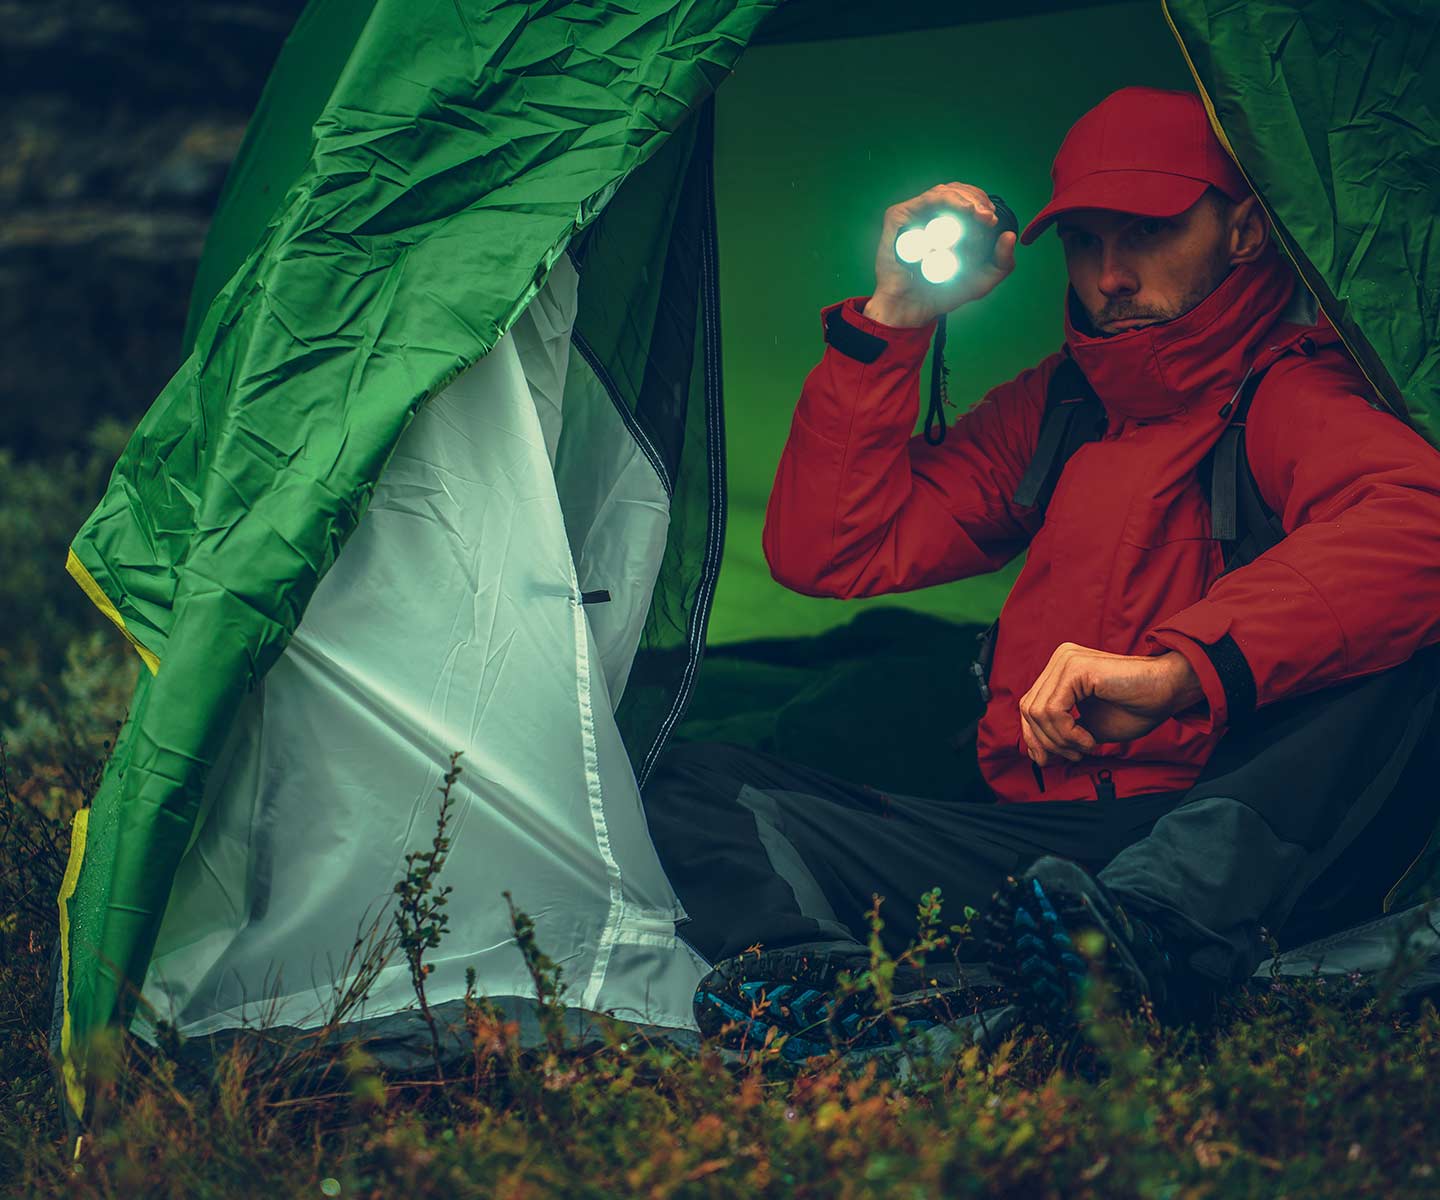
[
  {"x1": 1031, "y1": 759, "x2": 1047, "y2": 794},
  {"x1": 1092, "y1": 768, "x2": 1116, "y2": 802},
  {"x1": 1218, "y1": 360, "x2": 1259, "y2": 420},
  {"x1": 969, "y1": 659, "x2": 993, "y2": 703}
]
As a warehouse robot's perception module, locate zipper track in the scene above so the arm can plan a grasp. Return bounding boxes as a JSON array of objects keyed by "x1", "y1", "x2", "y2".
[
  {"x1": 636, "y1": 101, "x2": 727, "y2": 791},
  {"x1": 569, "y1": 326, "x2": 674, "y2": 499}
]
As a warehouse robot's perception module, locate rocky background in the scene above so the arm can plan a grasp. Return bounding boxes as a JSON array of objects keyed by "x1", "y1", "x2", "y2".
[{"x1": 1, "y1": 0, "x2": 306, "y2": 457}]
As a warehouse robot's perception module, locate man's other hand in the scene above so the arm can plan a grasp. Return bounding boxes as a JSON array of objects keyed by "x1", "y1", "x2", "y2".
[{"x1": 1018, "y1": 644, "x2": 1204, "y2": 766}]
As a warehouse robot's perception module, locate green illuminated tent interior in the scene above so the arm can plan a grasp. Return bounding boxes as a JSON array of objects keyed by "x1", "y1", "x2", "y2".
[{"x1": 52, "y1": 0, "x2": 1440, "y2": 1116}]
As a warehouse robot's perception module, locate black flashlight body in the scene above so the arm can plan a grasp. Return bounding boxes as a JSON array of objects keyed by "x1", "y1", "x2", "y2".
[
  {"x1": 952, "y1": 193, "x2": 1019, "y2": 272},
  {"x1": 979, "y1": 193, "x2": 1020, "y2": 260}
]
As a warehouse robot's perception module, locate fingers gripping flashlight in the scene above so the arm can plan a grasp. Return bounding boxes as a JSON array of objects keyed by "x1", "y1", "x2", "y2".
[
  {"x1": 897, "y1": 193, "x2": 1019, "y2": 445},
  {"x1": 893, "y1": 195, "x2": 1018, "y2": 285}
]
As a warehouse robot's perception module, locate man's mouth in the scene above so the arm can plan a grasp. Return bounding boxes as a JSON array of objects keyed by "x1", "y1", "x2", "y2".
[{"x1": 1105, "y1": 318, "x2": 1157, "y2": 330}]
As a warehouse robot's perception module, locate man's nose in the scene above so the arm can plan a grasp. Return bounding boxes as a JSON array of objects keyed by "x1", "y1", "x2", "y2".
[{"x1": 1098, "y1": 248, "x2": 1140, "y2": 297}]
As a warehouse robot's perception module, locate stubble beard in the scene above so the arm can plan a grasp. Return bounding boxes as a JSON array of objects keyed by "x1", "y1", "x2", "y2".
[{"x1": 1085, "y1": 247, "x2": 1235, "y2": 337}]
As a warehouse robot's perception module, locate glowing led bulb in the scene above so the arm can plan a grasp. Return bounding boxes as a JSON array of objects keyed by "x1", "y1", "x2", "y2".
[
  {"x1": 923, "y1": 214, "x2": 964, "y2": 248},
  {"x1": 920, "y1": 248, "x2": 960, "y2": 284},
  {"x1": 895, "y1": 209, "x2": 968, "y2": 282},
  {"x1": 895, "y1": 228, "x2": 930, "y2": 264}
]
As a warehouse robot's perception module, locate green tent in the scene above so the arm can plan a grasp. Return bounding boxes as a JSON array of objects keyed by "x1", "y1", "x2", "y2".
[{"x1": 54, "y1": 0, "x2": 1440, "y2": 1119}]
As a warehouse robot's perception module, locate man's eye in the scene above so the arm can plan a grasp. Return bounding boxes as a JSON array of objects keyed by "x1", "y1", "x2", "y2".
[{"x1": 1139, "y1": 220, "x2": 1168, "y2": 236}]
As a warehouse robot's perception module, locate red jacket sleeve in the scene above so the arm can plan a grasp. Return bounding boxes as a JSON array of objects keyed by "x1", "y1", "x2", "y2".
[
  {"x1": 1147, "y1": 348, "x2": 1440, "y2": 731},
  {"x1": 763, "y1": 297, "x2": 1050, "y2": 598}
]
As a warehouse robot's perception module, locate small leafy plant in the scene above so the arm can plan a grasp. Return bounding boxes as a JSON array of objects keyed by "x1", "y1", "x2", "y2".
[{"x1": 392, "y1": 752, "x2": 462, "y2": 1082}]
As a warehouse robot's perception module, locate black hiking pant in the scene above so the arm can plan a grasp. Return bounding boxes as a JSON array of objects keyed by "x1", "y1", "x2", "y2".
[{"x1": 641, "y1": 649, "x2": 1440, "y2": 988}]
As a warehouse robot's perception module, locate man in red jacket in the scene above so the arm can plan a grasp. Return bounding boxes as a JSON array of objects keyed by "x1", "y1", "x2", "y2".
[{"x1": 642, "y1": 87, "x2": 1440, "y2": 1060}]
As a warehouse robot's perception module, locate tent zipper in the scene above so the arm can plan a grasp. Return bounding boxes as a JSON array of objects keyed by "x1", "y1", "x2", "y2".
[{"x1": 635, "y1": 97, "x2": 727, "y2": 790}]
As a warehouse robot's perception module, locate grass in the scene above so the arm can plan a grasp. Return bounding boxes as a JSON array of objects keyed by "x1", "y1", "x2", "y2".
[{"x1": 3, "y1": 718, "x2": 1440, "y2": 1198}]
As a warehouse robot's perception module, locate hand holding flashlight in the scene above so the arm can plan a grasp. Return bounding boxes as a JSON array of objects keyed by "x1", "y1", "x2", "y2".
[{"x1": 865, "y1": 182, "x2": 1018, "y2": 328}]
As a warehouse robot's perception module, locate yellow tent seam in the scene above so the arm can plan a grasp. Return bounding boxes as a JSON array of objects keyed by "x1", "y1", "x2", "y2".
[
  {"x1": 57, "y1": 806, "x2": 90, "y2": 1123},
  {"x1": 65, "y1": 548, "x2": 160, "y2": 675}
]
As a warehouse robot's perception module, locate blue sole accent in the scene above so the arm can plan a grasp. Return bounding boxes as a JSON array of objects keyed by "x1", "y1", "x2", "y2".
[
  {"x1": 698, "y1": 991, "x2": 753, "y2": 1025},
  {"x1": 974, "y1": 874, "x2": 1090, "y2": 1034},
  {"x1": 983, "y1": 866, "x2": 1166, "y2": 1043},
  {"x1": 695, "y1": 969, "x2": 959, "y2": 1061}
]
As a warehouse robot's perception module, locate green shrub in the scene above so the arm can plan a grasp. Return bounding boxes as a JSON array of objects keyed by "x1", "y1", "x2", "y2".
[{"x1": 0, "y1": 420, "x2": 138, "y2": 773}]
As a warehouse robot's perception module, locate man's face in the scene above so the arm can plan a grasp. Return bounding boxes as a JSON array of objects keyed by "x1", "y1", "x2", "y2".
[{"x1": 1057, "y1": 195, "x2": 1259, "y2": 337}]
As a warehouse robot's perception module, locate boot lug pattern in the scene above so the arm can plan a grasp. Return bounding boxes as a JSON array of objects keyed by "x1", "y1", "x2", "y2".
[
  {"x1": 979, "y1": 860, "x2": 1160, "y2": 1043},
  {"x1": 692, "y1": 945, "x2": 1009, "y2": 1063}
]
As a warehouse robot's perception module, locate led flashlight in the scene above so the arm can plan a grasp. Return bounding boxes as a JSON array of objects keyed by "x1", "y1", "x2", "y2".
[
  {"x1": 894, "y1": 194, "x2": 1018, "y2": 284},
  {"x1": 889, "y1": 192, "x2": 1020, "y2": 447}
]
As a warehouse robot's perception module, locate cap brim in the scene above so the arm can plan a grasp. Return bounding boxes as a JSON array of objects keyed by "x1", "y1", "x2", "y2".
[{"x1": 1020, "y1": 172, "x2": 1211, "y2": 246}]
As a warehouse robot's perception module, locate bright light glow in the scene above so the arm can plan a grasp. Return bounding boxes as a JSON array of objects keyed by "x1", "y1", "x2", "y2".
[
  {"x1": 923, "y1": 214, "x2": 964, "y2": 248},
  {"x1": 895, "y1": 210, "x2": 971, "y2": 281},
  {"x1": 921, "y1": 248, "x2": 960, "y2": 284},
  {"x1": 895, "y1": 228, "x2": 929, "y2": 264}
]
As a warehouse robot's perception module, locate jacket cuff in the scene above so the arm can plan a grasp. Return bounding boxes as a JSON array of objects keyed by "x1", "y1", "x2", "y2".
[
  {"x1": 819, "y1": 297, "x2": 938, "y2": 363},
  {"x1": 1147, "y1": 614, "x2": 1261, "y2": 736},
  {"x1": 1147, "y1": 630, "x2": 1230, "y2": 735}
]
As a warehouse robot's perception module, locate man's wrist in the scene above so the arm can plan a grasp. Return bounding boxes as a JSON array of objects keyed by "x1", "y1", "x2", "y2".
[
  {"x1": 1158, "y1": 650, "x2": 1205, "y2": 714},
  {"x1": 862, "y1": 294, "x2": 937, "y2": 329}
]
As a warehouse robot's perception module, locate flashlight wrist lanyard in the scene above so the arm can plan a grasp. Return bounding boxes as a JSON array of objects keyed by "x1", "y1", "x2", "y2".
[
  {"x1": 908, "y1": 192, "x2": 1018, "y2": 447},
  {"x1": 924, "y1": 316, "x2": 951, "y2": 446}
]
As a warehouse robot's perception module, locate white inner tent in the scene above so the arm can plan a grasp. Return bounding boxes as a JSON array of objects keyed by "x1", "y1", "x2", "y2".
[{"x1": 139, "y1": 253, "x2": 711, "y2": 1040}]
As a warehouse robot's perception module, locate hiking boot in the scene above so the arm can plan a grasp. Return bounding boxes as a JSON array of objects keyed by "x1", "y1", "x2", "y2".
[
  {"x1": 979, "y1": 856, "x2": 1211, "y2": 1040},
  {"x1": 692, "y1": 939, "x2": 1011, "y2": 1063}
]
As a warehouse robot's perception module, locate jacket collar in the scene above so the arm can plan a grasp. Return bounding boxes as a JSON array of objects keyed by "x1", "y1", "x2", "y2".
[{"x1": 1061, "y1": 241, "x2": 1302, "y2": 421}]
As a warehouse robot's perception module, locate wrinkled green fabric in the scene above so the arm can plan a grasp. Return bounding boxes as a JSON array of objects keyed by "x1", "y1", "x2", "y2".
[
  {"x1": 1165, "y1": 0, "x2": 1440, "y2": 445},
  {"x1": 181, "y1": 0, "x2": 380, "y2": 355},
  {"x1": 62, "y1": 0, "x2": 779, "y2": 1097}
]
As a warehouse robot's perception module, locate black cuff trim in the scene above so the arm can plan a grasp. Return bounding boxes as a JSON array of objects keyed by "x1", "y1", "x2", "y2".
[
  {"x1": 824, "y1": 304, "x2": 887, "y2": 364},
  {"x1": 1203, "y1": 633, "x2": 1257, "y2": 722}
]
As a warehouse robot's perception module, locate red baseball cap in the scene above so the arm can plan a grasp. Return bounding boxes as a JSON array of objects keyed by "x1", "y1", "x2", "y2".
[{"x1": 1020, "y1": 87, "x2": 1252, "y2": 246}]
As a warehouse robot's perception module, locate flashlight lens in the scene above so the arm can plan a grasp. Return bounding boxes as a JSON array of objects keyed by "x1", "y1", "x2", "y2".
[
  {"x1": 924, "y1": 214, "x2": 964, "y2": 248},
  {"x1": 895, "y1": 228, "x2": 928, "y2": 264},
  {"x1": 921, "y1": 248, "x2": 960, "y2": 284}
]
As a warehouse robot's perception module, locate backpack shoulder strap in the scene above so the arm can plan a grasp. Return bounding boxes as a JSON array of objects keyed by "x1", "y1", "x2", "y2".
[
  {"x1": 1202, "y1": 363, "x2": 1288, "y2": 573},
  {"x1": 1012, "y1": 354, "x2": 1108, "y2": 513}
]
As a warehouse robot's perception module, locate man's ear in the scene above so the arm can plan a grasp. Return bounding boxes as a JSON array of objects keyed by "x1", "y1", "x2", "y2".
[{"x1": 1228, "y1": 195, "x2": 1269, "y2": 265}]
